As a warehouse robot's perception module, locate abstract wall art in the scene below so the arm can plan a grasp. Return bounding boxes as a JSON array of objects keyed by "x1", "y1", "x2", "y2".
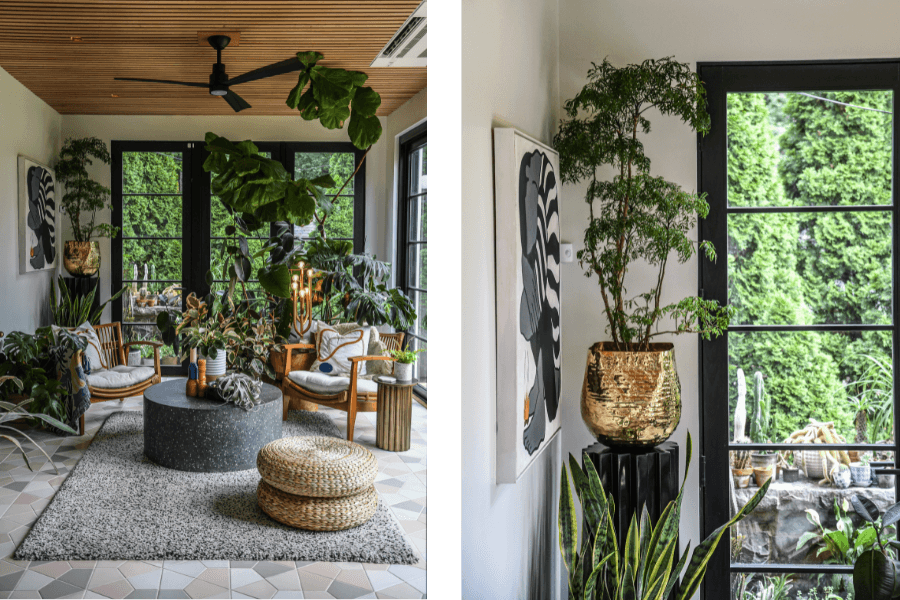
[
  {"x1": 494, "y1": 128, "x2": 561, "y2": 483},
  {"x1": 18, "y1": 156, "x2": 58, "y2": 273}
]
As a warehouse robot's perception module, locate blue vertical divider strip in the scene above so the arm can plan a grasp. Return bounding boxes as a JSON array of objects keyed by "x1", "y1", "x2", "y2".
[{"x1": 427, "y1": 0, "x2": 465, "y2": 600}]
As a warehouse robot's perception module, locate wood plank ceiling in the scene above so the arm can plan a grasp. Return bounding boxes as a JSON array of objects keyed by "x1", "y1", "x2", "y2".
[{"x1": 0, "y1": 1, "x2": 426, "y2": 116}]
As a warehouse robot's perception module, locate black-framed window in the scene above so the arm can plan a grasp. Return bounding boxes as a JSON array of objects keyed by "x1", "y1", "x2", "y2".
[
  {"x1": 698, "y1": 60, "x2": 899, "y2": 599},
  {"x1": 112, "y1": 140, "x2": 366, "y2": 374},
  {"x1": 398, "y1": 123, "x2": 427, "y2": 398}
]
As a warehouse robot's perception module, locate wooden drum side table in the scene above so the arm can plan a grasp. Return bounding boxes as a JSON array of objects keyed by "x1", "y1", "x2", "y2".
[{"x1": 374, "y1": 376, "x2": 417, "y2": 451}]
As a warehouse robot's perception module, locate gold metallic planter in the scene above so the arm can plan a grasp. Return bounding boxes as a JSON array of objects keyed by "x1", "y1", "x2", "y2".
[
  {"x1": 63, "y1": 240, "x2": 100, "y2": 277},
  {"x1": 581, "y1": 342, "x2": 681, "y2": 449}
]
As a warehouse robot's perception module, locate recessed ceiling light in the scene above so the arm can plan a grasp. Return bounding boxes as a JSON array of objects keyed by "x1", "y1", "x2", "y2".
[{"x1": 70, "y1": 36, "x2": 83, "y2": 42}]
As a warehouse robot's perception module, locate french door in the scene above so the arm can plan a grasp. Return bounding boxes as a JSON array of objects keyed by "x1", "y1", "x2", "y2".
[
  {"x1": 111, "y1": 141, "x2": 366, "y2": 375},
  {"x1": 699, "y1": 61, "x2": 900, "y2": 599}
]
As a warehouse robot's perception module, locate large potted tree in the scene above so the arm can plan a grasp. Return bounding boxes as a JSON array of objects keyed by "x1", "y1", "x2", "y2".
[
  {"x1": 554, "y1": 57, "x2": 733, "y2": 449},
  {"x1": 55, "y1": 137, "x2": 119, "y2": 277}
]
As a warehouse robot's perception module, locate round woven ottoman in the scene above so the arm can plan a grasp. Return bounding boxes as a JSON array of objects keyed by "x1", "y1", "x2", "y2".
[
  {"x1": 258, "y1": 436, "x2": 378, "y2": 496},
  {"x1": 257, "y1": 480, "x2": 378, "y2": 531},
  {"x1": 257, "y1": 436, "x2": 379, "y2": 531}
]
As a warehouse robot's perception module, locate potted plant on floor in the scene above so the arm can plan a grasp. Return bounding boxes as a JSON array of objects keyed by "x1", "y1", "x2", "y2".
[
  {"x1": 55, "y1": 137, "x2": 119, "y2": 277},
  {"x1": 554, "y1": 57, "x2": 733, "y2": 449},
  {"x1": 559, "y1": 433, "x2": 770, "y2": 600}
]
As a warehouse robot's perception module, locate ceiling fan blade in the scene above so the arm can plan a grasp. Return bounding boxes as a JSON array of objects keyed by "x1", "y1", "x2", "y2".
[
  {"x1": 226, "y1": 57, "x2": 305, "y2": 86},
  {"x1": 222, "y1": 89, "x2": 251, "y2": 112},
  {"x1": 114, "y1": 77, "x2": 208, "y2": 88}
]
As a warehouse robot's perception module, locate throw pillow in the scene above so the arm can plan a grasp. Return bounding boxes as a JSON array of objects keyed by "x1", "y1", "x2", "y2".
[
  {"x1": 74, "y1": 321, "x2": 104, "y2": 371},
  {"x1": 366, "y1": 338, "x2": 392, "y2": 376},
  {"x1": 310, "y1": 327, "x2": 370, "y2": 376}
]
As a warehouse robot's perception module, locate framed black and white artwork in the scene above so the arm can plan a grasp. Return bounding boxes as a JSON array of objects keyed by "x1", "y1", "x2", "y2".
[
  {"x1": 18, "y1": 156, "x2": 58, "y2": 274},
  {"x1": 493, "y1": 128, "x2": 561, "y2": 483}
]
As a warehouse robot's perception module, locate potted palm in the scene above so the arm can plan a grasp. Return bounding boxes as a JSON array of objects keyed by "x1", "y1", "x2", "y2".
[
  {"x1": 554, "y1": 57, "x2": 733, "y2": 449},
  {"x1": 55, "y1": 137, "x2": 119, "y2": 277}
]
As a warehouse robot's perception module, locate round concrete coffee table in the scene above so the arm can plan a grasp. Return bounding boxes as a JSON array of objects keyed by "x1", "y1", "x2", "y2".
[{"x1": 144, "y1": 379, "x2": 283, "y2": 472}]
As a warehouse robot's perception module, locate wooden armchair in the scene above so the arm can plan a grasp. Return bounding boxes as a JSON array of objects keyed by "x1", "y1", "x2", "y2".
[
  {"x1": 278, "y1": 332, "x2": 404, "y2": 442},
  {"x1": 73, "y1": 322, "x2": 162, "y2": 435}
]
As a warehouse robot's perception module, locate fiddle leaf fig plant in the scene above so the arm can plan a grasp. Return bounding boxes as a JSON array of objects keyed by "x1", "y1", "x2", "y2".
[
  {"x1": 286, "y1": 51, "x2": 383, "y2": 150},
  {"x1": 554, "y1": 57, "x2": 733, "y2": 350}
]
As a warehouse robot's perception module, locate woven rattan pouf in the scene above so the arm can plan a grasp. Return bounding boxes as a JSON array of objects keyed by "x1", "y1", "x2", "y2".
[
  {"x1": 257, "y1": 436, "x2": 378, "y2": 496},
  {"x1": 257, "y1": 436, "x2": 379, "y2": 531},
  {"x1": 257, "y1": 480, "x2": 378, "y2": 531}
]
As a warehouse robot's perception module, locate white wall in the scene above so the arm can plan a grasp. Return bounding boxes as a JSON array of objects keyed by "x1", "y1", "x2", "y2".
[
  {"x1": 460, "y1": 0, "x2": 561, "y2": 597},
  {"x1": 0, "y1": 65, "x2": 62, "y2": 335},
  {"x1": 60, "y1": 114, "x2": 391, "y2": 322},
  {"x1": 555, "y1": 0, "x2": 900, "y2": 584},
  {"x1": 384, "y1": 88, "x2": 427, "y2": 274}
]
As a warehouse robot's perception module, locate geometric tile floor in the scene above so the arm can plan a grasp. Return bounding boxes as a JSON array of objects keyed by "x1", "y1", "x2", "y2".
[{"x1": 0, "y1": 384, "x2": 426, "y2": 598}]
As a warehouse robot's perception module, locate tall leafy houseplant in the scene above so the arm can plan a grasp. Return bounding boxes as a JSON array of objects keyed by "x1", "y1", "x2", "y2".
[
  {"x1": 851, "y1": 494, "x2": 900, "y2": 600},
  {"x1": 554, "y1": 57, "x2": 732, "y2": 347},
  {"x1": 556, "y1": 57, "x2": 733, "y2": 449},
  {"x1": 55, "y1": 137, "x2": 119, "y2": 277},
  {"x1": 559, "y1": 433, "x2": 770, "y2": 600}
]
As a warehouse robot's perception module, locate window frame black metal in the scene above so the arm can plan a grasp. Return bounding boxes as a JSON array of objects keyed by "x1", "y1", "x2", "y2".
[
  {"x1": 697, "y1": 59, "x2": 900, "y2": 599},
  {"x1": 397, "y1": 122, "x2": 427, "y2": 400}
]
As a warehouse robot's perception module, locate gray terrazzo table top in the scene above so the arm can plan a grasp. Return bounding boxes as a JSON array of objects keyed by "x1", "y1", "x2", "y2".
[{"x1": 143, "y1": 378, "x2": 283, "y2": 473}]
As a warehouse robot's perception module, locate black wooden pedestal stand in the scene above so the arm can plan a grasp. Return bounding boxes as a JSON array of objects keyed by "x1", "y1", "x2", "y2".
[
  {"x1": 62, "y1": 277, "x2": 100, "y2": 318},
  {"x1": 582, "y1": 441, "x2": 680, "y2": 558}
]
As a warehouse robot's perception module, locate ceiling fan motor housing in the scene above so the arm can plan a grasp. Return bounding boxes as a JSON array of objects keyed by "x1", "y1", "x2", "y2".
[{"x1": 209, "y1": 63, "x2": 229, "y2": 96}]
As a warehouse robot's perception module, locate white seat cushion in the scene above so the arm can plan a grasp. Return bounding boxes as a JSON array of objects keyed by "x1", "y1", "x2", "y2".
[
  {"x1": 286, "y1": 370, "x2": 378, "y2": 396},
  {"x1": 86, "y1": 365, "x2": 155, "y2": 389}
]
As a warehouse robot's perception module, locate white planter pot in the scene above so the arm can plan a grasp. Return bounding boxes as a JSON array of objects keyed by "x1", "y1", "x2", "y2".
[
  {"x1": 393, "y1": 361, "x2": 413, "y2": 381},
  {"x1": 200, "y1": 351, "x2": 227, "y2": 377},
  {"x1": 127, "y1": 350, "x2": 142, "y2": 366}
]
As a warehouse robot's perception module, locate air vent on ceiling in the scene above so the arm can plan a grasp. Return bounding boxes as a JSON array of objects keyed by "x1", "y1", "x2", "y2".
[{"x1": 371, "y1": 1, "x2": 426, "y2": 68}]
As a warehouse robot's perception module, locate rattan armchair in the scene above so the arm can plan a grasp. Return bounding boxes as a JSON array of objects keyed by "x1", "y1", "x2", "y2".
[
  {"x1": 73, "y1": 322, "x2": 162, "y2": 435},
  {"x1": 278, "y1": 332, "x2": 404, "y2": 442}
]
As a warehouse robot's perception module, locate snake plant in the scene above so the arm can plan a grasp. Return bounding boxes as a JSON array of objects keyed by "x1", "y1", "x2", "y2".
[{"x1": 559, "y1": 432, "x2": 771, "y2": 600}]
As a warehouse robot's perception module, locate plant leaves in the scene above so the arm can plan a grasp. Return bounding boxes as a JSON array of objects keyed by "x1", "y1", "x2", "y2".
[
  {"x1": 852, "y1": 494, "x2": 881, "y2": 523},
  {"x1": 348, "y1": 113, "x2": 382, "y2": 150},
  {"x1": 258, "y1": 264, "x2": 292, "y2": 299},
  {"x1": 882, "y1": 500, "x2": 900, "y2": 528},
  {"x1": 351, "y1": 86, "x2": 381, "y2": 117},
  {"x1": 558, "y1": 466, "x2": 578, "y2": 576},
  {"x1": 854, "y1": 549, "x2": 900, "y2": 600}
]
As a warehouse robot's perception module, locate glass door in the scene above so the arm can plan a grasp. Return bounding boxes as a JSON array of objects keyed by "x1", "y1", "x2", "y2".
[
  {"x1": 112, "y1": 142, "x2": 195, "y2": 375},
  {"x1": 699, "y1": 62, "x2": 899, "y2": 599}
]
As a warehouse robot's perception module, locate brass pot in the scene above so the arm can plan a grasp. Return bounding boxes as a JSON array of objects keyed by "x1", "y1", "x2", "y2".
[
  {"x1": 63, "y1": 241, "x2": 100, "y2": 277},
  {"x1": 581, "y1": 342, "x2": 681, "y2": 449}
]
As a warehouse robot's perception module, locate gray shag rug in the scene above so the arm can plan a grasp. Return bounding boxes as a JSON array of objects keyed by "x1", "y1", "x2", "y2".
[{"x1": 15, "y1": 410, "x2": 418, "y2": 564}]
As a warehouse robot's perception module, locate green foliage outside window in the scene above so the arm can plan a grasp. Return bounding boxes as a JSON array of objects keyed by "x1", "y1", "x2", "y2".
[{"x1": 727, "y1": 90, "x2": 893, "y2": 443}]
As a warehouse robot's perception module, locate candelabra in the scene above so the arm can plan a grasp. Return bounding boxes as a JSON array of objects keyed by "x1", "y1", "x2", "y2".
[{"x1": 290, "y1": 261, "x2": 315, "y2": 337}]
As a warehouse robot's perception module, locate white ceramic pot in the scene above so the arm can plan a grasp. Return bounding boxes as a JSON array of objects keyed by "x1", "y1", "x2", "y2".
[
  {"x1": 831, "y1": 466, "x2": 851, "y2": 489},
  {"x1": 201, "y1": 351, "x2": 227, "y2": 377},
  {"x1": 393, "y1": 361, "x2": 413, "y2": 381}
]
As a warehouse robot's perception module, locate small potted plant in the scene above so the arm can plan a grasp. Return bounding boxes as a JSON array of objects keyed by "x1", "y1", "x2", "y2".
[
  {"x1": 850, "y1": 453, "x2": 873, "y2": 487},
  {"x1": 731, "y1": 449, "x2": 753, "y2": 489},
  {"x1": 782, "y1": 453, "x2": 801, "y2": 483},
  {"x1": 390, "y1": 348, "x2": 424, "y2": 381},
  {"x1": 831, "y1": 463, "x2": 851, "y2": 489}
]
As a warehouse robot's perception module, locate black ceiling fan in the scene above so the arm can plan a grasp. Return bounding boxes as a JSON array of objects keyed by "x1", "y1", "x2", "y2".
[{"x1": 114, "y1": 35, "x2": 304, "y2": 112}]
